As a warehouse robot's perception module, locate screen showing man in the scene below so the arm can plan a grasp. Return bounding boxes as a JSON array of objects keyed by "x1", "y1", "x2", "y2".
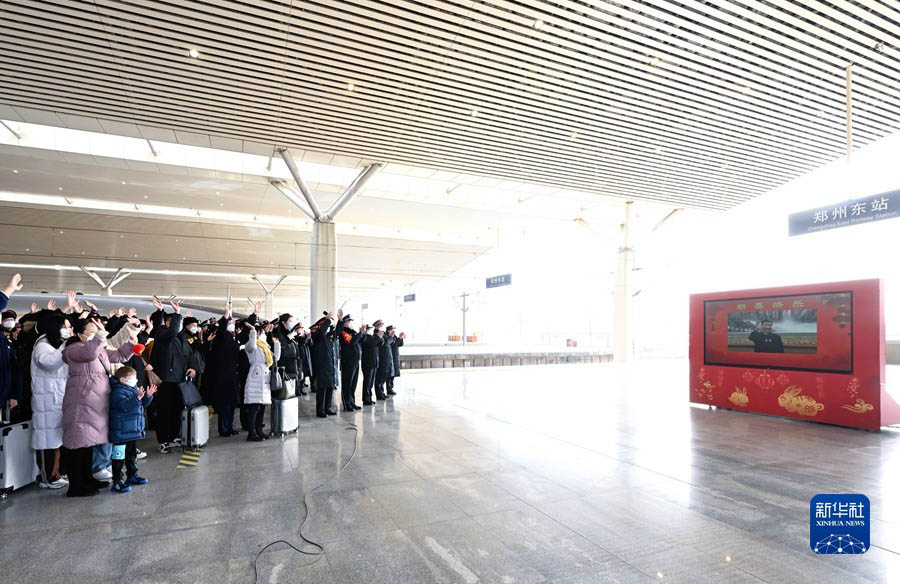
[
  {"x1": 749, "y1": 320, "x2": 784, "y2": 353},
  {"x1": 726, "y1": 310, "x2": 817, "y2": 354}
]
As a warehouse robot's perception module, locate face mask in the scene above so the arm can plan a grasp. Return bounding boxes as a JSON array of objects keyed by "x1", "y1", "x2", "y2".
[
  {"x1": 287, "y1": 319, "x2": 296, "y2": 329},
  {"x1": 188, "y1": 326, "x2": 199, "y2": 335},
  {"x1": 259, "y1": 334, "x2": 267, "y2": 343},
  {"x1": 123, "y1": 376, "x2": 138, "y2": 387},
  {"x1": 226, "y1": 323, "x2": 236, "y2": 333},
  {"x1": 60, "y1": 328, "x2": 72, "y2": 339},
  {"x1": 83, "y1": 333, "x2": 96, "y2": 342},
  {"x1": 2, "y1": 319, "x2": 14, "y2": 329}
]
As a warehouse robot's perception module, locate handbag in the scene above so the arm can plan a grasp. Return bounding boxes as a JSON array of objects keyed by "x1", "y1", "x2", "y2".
[
  {"x1": 178, "y1": 376, "x2": 203, "y2": 407},
  {"x1": 271, "y1": 366, "x2": 287, "y2": 400}
]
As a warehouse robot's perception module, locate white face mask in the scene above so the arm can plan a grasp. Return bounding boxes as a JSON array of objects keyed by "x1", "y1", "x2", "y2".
[
  {"x1": 2, "y1": 319, "x2": 14, "y2": 329},
  {"x1": 60, "y1": 328, "x2": 72, "y2": 339},
  {"x1": 123, "y1": 376, "x2": 138, "y2": 387},
  {"x1": 188, "y1": 326, "x2": 199, "y2": 335},
  {"x1": 226, "y1": 323, "x2": 236, "y2": 333},
  {"x1": 83, "y1": 333, "x2": 96, "y2": 342}
]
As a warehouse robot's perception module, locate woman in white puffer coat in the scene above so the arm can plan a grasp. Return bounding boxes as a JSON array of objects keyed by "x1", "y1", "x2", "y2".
[
  {"x1": 243, "y1": 326, "x2": 280, "y2": 442},
  {"x1": 30, "y1": 314, "x2": 73, "y2": 489}
]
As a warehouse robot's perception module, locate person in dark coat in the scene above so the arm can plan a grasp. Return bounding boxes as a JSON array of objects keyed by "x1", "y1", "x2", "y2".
[
  {"x1": 205, "y1": 304, "x2": 245, "y2": 437},
  {"x1": 309, "y1": 312, "x2": 338, "y2": 417},
  {"x1": 386, "y1": 327, "x2": 405, "y2": 396},
  {"x1": 375, "y1": 326, "x2": 395, "y2": 400},
  {"x1": 359, "y1": 324, "x2": 382, "y2": 405},
  {"x1": 0, "y1": 273, "x2": 23, "y2": 415},
  {"x1": 236, "y1": 307, "x2": 259, "y2": 431},
  {"x1": 296, "y1": 325, "x2": 312, "y2": 394},
  {"x1": 339, "y1": 317, "x2": 362, "y2": 411},
  {"x1": 273, "y1": 314, "x2": 302, "y2": 397},
  {"x1": 148, "y1": 299, "x2": 194, "y2": 452},
  {"x1": 108, "y1": 366, "x2": 156, "y2": 492}
]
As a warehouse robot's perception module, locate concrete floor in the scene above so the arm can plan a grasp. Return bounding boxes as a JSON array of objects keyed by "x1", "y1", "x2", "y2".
[{"x1": 3, "y1": 361, "x2": 900, "y2": 583}]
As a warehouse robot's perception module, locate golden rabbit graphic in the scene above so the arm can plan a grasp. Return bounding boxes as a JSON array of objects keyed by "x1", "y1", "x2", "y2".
[
  {"x1": 777, "y1": 386, "x2": 824, "y2": 417},
  {"x1": 729, "y1": 387, "x2": 749, "y2": 407}
]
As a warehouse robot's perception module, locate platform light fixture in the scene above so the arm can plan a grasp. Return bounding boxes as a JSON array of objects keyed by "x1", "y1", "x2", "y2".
[
  {"x1": 12, "y1": 169, "x2": 17, "y2": 173},
  {"x1": 532, "y1": 19, "x2": 544, "y2": 30},
  {"x1": 188, "y1": 48, "x2": 200, "y2": 59},
  {"x1": 470, "y1": 108, "x2": 479, "y2": 117},
  {"x1": 649, "y1": 56, "x2": 661, "y2": 66},
  {"x1": 346, "y1": 82, "x2": 355, "y2": 91}
]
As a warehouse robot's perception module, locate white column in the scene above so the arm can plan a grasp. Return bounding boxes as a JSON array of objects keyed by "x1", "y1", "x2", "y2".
[
  {"x1": 613, "y1": 201, "x2": 634, "y2": 362},
  {"x1": 311, "y1": 221, "x2": 337, "y2": 318}
]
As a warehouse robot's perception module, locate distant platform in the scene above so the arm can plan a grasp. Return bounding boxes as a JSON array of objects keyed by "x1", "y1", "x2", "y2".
[{"x1": 399, "y1": 349, "x2": 611, "y2": 370}]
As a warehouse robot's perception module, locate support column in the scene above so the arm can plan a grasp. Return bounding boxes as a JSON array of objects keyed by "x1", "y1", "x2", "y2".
[
  {"x1": 613, "y1": 201, "x2": 634, "y2": 362},
  {"x1": 311, "y1": 221, "x2": 337, "y2": 318}
]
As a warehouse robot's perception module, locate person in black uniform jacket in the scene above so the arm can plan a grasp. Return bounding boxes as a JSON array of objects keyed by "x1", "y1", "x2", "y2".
[
  {"x1": 359, "y1": 324, "x2": 381, "y2": 405},
  {"x1": 375, "y1": 325, "x2": 394, "y2": 400},
  {"x1": 205, "y1": 303, "x2": 244, "y2": 437},
  {"x1": 339, "y1": 316, "x2": 363, "y2": 411},
  {"x1": 273, "y1": 314, "x2": 302, "y2": 396},
  {"x1": 748, "y1": 320, "x2": 785, "y2": 353},
  {"x1": 386, "y1": 327, "x2": 405, "y2": 396},
  {"x1": 309, "y1": 312, "x2": 339, "y2": 418}
]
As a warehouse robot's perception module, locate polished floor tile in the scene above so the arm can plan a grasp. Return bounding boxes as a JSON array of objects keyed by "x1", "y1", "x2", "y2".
[{"x1": 3, "y1": 361, "x2": 899, "y2": 583}]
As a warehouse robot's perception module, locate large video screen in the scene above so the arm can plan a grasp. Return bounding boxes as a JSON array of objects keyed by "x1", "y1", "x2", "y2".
[{"x1": 704, "y1": 292, "x2": 852, "y2": 373}]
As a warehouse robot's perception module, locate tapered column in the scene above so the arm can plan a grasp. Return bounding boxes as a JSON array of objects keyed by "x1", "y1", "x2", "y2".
[
  {"x1": 311, "y1": 221, "x2": 337, "y2": 318},
  {"x1": 613, "y1": 201, "x2": 633, "y2": 362}
]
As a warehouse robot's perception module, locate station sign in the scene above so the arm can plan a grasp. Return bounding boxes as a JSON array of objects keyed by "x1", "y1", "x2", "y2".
[
  {"x1": 361, "y1": 303, "x2": 368, "y2": 309},
  {"x1": 403, "y1": 294, "x2": 416, "y2": 302},
  {"x1": 486, "y1": 273, "x2": 512, "y2": 288},
  {"x1": 788, "y1": 189, "x2": 898, "y2": 236}
]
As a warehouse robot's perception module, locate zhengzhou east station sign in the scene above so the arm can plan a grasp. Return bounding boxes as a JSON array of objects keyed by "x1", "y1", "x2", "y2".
[{"x1": 788, "y1": 189, "x2": 898, "y2": 237}]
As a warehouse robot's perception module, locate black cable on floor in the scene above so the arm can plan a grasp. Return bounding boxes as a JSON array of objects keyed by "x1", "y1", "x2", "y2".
[{"x1": 252, "y1": 420, "x2": 359, "y2": 584}]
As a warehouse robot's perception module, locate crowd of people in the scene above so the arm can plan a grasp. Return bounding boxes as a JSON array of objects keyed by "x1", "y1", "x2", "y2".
[{"x1": 0, "y1": 273, "x2": 406, "y2": 498}]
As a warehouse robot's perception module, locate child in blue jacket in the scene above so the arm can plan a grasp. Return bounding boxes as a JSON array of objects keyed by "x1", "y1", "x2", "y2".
[{"x1": 108, "y1": 366, "x2": 156, "y2": 493}]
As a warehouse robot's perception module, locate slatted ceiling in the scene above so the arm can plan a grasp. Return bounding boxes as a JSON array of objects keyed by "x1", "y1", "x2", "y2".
[{"x1": 1, "y1": 3, "x2": 899, "y2": 211}]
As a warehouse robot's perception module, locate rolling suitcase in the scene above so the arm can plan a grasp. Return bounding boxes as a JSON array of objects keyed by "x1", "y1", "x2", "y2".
[
  {"x1": 180, "y1": 405, "x2": 209, "y2": 451},
  {"x1": 0, "y1": 420, "x2": 39, "y2": 498},
  {"x1": 270, "y1": 397, "x2": 299, "y2": 435}
]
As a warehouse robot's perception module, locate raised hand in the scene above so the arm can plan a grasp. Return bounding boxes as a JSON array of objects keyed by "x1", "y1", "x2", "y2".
[
  {"x1": 2, "y1": 273, "x2": 23, "y2": 296},
  {"x1": 170, "y1": 299, "x2": 181, "y2": 314},
  {"x1": 47, "y1": 300, "x2": 57, "y2": 311},
  {"x1": 253, "y1": 301, "x2": 262, "y2": 314},
  {"x1": 224, "y1": 303, "x2": 232, "y2": 320},
  {"x1": 137, "y1": 386, "x2": 146, "y2": 399},
  {"x1": 90, "y1": 317, "x2": 108, "y2": 337},
  {"x1": 30, "y1": 302, "x2": 38, "y2": 314},
  {"x1": 400, "y1": 332, "x2": 406, "y2": 339},
  {"x1": 66, "y1": 290, "x2": 77, "y2": 310},
  {"x1": 83, "y1": 299, "x2": 98, "y2": 311},
  {"x1": 127, "y1": 307, "x2": 138, "y2": 317},
  {"x1": 116, "y1": 307, "x2": 126, "y2": 317},
  {"x1": 147, "y1": 384, "x2": 158, "y2": 396},
  {"x1": 108, "y1": 309, "x2": 117, "y2": 318},
  {"x1": 185, "y1": 311, "x2": 193, "y2": 318},
  {"x1": 152, "y1": 296, "x2": 164, "y2": 310}
]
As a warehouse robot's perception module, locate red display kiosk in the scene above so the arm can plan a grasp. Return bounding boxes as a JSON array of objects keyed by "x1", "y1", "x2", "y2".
[{"x1": 689, "y1": 279, "x2": 900, "y2": 430}]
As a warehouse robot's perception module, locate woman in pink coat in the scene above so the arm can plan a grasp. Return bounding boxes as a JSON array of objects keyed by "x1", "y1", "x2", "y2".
[{"x1": 61, "y1": 317, "x2": 136, "y2": 497}]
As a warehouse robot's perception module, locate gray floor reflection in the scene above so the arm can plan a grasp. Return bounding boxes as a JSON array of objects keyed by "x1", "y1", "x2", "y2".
[{"x1": 2, "y1": 360, "x2": 899, "y2": 583}]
